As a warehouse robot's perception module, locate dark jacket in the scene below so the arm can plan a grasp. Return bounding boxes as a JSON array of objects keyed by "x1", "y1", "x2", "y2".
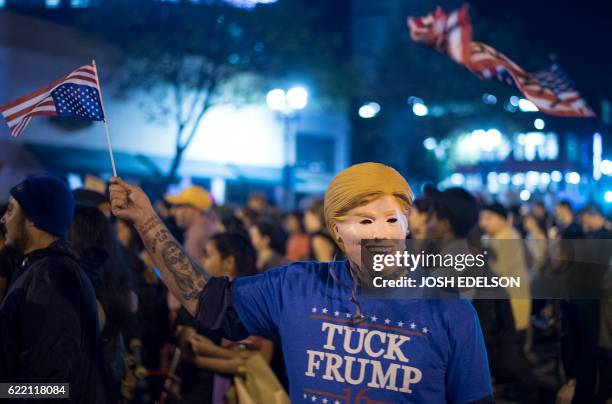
[{"x1": 0, "y1": 240, "x2": 105, "y2": 403}]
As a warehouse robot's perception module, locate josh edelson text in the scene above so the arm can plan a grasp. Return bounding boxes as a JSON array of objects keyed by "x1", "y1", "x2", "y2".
[{"x1": 370, "y1": 250, "x2": 521, "y2": 289}]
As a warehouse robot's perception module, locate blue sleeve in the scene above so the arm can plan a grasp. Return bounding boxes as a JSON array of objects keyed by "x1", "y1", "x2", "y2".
[
  {"x1": 231, "y1": 267, "x2": 285, "y2": 342},
  {"x1": 445, "y1": 300, "x2": 494, "y2": 404}
]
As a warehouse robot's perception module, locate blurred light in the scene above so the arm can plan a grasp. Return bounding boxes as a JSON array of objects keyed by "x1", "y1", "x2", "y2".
[
  {"x1": 509, "y1": 96, "x2": 520, "y2": 107},
  {"x1": 450, "y1": 173, "x2": 465, "y2": 185},
  {"x1": 482, "y1": 93, "x2": 497, "y2": 105},
  {"x1": 211, "y1": 177, "x2": 226, "y2": 205},
  {"x1": 266, "y1": 89, "x2": 286, "y2": 111},
  {"x1": 413, "y1": 103, "x2": 429, "y2": 117},
  {"x1": 593, "y1": 133, "x2": 602, "y2": 180},
  {"x1": 471, "y1": 129, "x2": 486, "y2": 137},
  {"x1": 566, "y1": 172, "x2": 581, "y2": 184},
  {"x1": 601, "y1": 159, "x2": 612, "y2": 176},
  {"x1": 70, "y1": 0, "x2": 90, "y2": 7},
  {"x1": 0, "y1": 0, "x2": 6, "y2": 7},
  {"x1": 487, "y1": 172, "x2": 498, "y2": 183},
  {"x1": 605, "y1": 191, "x2": 612, "y2": 203},
  {"x1": 520, "y1": 189, "x2": 531, "y2": 201},
  {"x1": 423, "y1": 137, "x2": 437, "y2": 150},
  {"x1": 407, "y1": 96, "x2": 424, "y2": 106},
  {"x1": 471, "y1": 129, "x2": 503, "y2": 152},
  {"x1": 534, "y1": 118, "x2": 545, "y2": 130},
  {"x1": 67, "y1": 173, "x2": 83, "y2": 190},
  {"x1": 46, "y1": 0, "x2": 60, "y2": 7},
  {"x1": 512, "y1": 173, "x2": 525, "y2": 186},
  {"x1": 286, "y1": 87, "x2": 308, "y2": 110},
  {"x1": 498, "y1": 172, "x2": 510, "y2": 185},
  {"x1": 359, "y1": 102, "x2": 380, "y2": 119},
  {"x1": 224, "y1": 0, "x2": 278, "y2": 8},
  {"x1": 518, "y1": 98, "x2": 539, "y2": 112},
  {"x1": 526, "y1": 171, "x2": 540, "y2": 185},
  {"x1": 540, "y1": 172, "x2": 551, "y2": 184}
]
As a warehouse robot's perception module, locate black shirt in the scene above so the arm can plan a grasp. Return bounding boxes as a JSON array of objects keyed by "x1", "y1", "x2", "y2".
[{"x1": 0, "y1": 240, "x2": 105, "y2": 403}]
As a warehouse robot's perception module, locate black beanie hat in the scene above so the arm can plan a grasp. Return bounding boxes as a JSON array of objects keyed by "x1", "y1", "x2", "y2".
[{"x1": 10, "y1": 175, "x2": 75, "y2": 237}]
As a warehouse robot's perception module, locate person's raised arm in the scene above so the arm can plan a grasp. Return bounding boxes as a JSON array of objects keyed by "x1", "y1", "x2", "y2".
[{"x1": 109, "y1": 177, "x2": 208, "y2": 315}]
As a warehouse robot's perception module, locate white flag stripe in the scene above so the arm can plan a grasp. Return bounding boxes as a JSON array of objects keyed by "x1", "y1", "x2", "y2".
[{"x1": 7, "y1": 104, "x2": 56, "y2": 127}]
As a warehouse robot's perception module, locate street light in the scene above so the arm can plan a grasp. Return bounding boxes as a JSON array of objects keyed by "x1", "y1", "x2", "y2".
[{"x1": 266, "y1": 86, "x2": 309, "y2": 209}]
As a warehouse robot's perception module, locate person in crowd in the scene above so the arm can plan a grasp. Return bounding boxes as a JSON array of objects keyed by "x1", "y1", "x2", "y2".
[
  {"x1": 284, "y1": 211, "x2": 310, "y2": 261},
  {"x1": 249, "y1": 217, "x2": 289, "y2": 272},
  {"x1": 176, "y1": 232, "x2": 275, "y2": 403},
  {"x1": 523, "y1": 214, "x2": 548, "y2": 276},
  {"x1": 247, "y1": 192, "x2": 269, "y2": 216},
  {"x1": 550, "y1": 199, "x2": 605, "y2": 403},
  {"x1": 532, "y1": 201, "x2": 550, "y2": 231},
  {"x1": 479, "y1": 202, "x2": 532, "y2": 338},
  {"x1": 303, "y1": 199, "x2": 342, "y2": 261},
  {"x1": 235, "y1": 206, "x2": 259, "y2": 230},
  {"x1": 0, "y1": 203, "x2": 19, "y2": 303},
  {"x1": 424, "y1": 189, "x2": 540, "y2": 403},
  {"x1": 165, "y1": 185, "x2": 218, "y2": 263},
  {"x1": 109, "y1": 162, "x2": 494, "y2": 403},
  {"x1": 582, "y1": 205, "x2": 611, "y2": 239},
  {"x1": 165, "y1": 185, "x2": 220, "y2": 322},
  {"x1": 0, "y1": 175, "x2": 103, "y2": 403},
  {"x1": 73, "y1": 187, "x2": 113, "y2": 219},
  {"x1": 407, "y1": 197, "x2": 431, "y2": 252},
  {"x1": 215, "y1": 207, "x2": 249, "y2": 239},
  {"x1": 553, "y1": 200, "x2": 584, "y2": 239},
  {"x1": 69, "y1": 205, "x2": 138, "y2": 403}
]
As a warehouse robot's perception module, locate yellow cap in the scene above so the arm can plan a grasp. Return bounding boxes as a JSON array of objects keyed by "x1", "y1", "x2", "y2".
[{"x1": 164, "y1": 186, "x2": 213, "y2": 211}]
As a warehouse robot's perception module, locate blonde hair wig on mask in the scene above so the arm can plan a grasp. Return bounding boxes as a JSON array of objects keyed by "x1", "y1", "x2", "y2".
[{"x1": 324, "y1": 162, "x2": 413, "y2": 249}]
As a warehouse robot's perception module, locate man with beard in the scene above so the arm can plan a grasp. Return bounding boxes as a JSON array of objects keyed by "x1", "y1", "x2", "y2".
[{"x1": 0, "y1": 175, "x2": 103, "y2": 403}]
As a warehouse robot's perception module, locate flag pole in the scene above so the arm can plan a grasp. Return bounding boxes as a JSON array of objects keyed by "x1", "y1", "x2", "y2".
[{"x1": 92, "y1": 60, "x2": 117, "y2": 177}]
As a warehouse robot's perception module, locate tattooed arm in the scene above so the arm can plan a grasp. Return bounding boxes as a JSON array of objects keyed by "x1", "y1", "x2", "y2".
[{"x1": 109, "y1": 177, "x2": 207, "y2": 315}]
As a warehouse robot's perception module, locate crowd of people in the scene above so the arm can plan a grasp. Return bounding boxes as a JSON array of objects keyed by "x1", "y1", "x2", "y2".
[{"x1": 0, "y1": 166, "x2": 610, "y2": 403}]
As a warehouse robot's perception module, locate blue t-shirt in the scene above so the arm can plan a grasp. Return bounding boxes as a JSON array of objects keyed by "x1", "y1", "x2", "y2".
[{"x1": 220, "y1": 260, "x2": 492, "y2": 403}]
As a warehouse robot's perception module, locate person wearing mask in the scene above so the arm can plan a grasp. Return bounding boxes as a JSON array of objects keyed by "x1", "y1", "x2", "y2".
[
  {"x1": 0, "y1": 175, "x2": 103, "y2": 403},
  {"x1": 304, "y1": 199, "x2": 342, "y2": 262},
  {"x1": 249, "y1": 217, "x2": 289, "y2": 272},
  {"x1": 109, "y1": 162, "x2": 494, "y2": 403}
]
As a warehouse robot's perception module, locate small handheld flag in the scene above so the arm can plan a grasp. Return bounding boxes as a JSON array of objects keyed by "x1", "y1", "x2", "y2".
[
  {"x1": 0, "y1": 62, "x2": 105, "y2": 136},
  {"x1": 0, "y1": 61, "x2": 117, "y2": 175}
]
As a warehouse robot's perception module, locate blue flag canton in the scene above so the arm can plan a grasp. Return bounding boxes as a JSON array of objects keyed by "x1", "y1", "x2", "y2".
[{"x1": 51, "y1": 83, "x2": 105, "y2": 121}]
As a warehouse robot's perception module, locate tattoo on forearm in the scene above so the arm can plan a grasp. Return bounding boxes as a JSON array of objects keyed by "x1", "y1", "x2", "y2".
[
  {"x1": 161, "y1": 238, "x2": 208, "y2": 300},
  {"x1": 139, "y1": 218, "x2": 210, "y2": 302},
  {"x1": 137, "y1": 215, "x2": 163, "y2": 235}
]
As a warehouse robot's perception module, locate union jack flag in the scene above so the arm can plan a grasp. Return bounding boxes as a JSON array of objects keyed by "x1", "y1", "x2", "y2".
[
  {"x1": 407, "y1": 5, "x2": 595, "y2": 117},
  {"x1": 0, "y1": 62, "x2": 105, "y2": 137}
]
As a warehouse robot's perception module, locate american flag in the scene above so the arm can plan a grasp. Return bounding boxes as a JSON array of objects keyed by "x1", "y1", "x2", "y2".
[
  {"x1": 407, "y1": 5, "x2": 595, "y2": 117},
  {"x1": 0, "y1": 62, "x2": 105, "y2": 137}
]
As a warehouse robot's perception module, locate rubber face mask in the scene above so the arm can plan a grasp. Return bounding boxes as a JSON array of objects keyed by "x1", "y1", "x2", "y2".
[{"x1": 334, "y1": 195, "x2": 408, "y2": 269}]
